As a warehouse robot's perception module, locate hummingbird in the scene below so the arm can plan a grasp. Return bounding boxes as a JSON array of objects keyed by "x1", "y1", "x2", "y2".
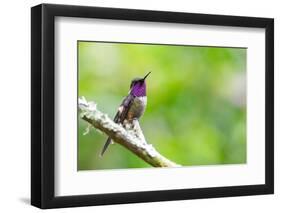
[{"x1": 100, "y1": 71, "x2": 151, "y2": 156}]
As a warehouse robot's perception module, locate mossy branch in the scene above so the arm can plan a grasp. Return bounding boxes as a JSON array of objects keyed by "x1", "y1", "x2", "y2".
[{"x1": 79, "y1": 97, "x2": 181, "y2": 168}]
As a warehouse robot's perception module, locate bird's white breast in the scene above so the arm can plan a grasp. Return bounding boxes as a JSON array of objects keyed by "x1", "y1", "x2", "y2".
[
  {"x1": 128, "y1": 96, "x2": 147, "y2": 120},
  {"x1": 135, "y1": 96, "x2": 147, "y2": 106}
]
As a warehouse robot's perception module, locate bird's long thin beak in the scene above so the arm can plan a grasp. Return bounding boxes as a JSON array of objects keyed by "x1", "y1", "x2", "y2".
[{"x1": 143, "y1": 71, "x2": 151, "y2": 80}]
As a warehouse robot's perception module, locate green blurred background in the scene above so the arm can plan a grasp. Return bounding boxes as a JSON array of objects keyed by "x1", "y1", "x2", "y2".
[{"x1": 78, "y1": 41, "x2": 246, "y2": 170}]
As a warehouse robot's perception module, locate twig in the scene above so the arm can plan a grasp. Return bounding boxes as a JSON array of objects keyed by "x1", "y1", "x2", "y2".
[{"x1": 78, "y1": 97, "x2": 181, "y2": 167}]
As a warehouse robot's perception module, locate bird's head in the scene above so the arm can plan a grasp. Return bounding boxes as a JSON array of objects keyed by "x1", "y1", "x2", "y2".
[{"x1": 130, "y1": 72, "x2": 151, "y2": 97}]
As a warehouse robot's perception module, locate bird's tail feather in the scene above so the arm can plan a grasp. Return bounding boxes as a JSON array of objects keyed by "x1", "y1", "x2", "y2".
[{"x1": 100, "y1": 137, "x2": 112, "y2": 157}]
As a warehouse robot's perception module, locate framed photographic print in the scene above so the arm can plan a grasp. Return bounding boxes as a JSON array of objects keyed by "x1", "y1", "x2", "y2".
[{"x1": 31, "y1": 3, "x2": 274, "y2": 209}]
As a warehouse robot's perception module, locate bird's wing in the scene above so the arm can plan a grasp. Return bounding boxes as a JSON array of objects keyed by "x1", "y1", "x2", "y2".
[
  {"x1": 100, "y1": 94, "x2": 134, "y2": 156},
  {"x1": 116, "y1": 94, "x2": 134, "y2": 124}
]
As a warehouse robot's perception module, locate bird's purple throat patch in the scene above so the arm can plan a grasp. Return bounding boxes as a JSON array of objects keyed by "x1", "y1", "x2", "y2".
[{"x1": 131, "y1": 81, "x2": 146, "y2": 97}]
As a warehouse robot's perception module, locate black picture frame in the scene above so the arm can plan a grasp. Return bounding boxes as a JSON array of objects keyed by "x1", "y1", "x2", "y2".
[{"x1": 31, "y1": 3, "x2": 274, "y2": 209}]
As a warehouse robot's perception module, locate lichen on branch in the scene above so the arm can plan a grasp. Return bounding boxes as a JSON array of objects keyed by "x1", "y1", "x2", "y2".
[{"x1": 78, "y1": 97, "x2": 181, "y2": 168}]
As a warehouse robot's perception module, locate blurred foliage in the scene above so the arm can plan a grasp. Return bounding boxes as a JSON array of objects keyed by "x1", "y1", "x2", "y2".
[{"x1": 78, "y1": 41, "x2": 246, "y2": 170}]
